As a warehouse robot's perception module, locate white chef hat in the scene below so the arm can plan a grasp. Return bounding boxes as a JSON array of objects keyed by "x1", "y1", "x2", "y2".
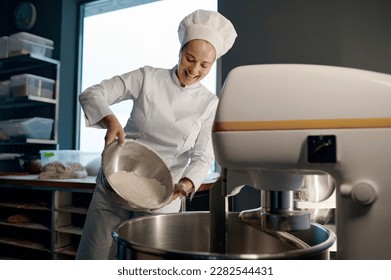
[{"x1": 178, "y1": 9, "x2": 237, "y2": 59}]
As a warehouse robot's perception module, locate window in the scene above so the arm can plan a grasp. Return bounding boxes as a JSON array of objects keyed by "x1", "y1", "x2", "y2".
[{"x1": 77, "y1": 0, "x2": 218, "y2": 153}]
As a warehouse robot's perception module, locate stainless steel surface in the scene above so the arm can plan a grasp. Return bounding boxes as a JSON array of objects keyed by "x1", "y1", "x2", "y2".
[
  {"x1": 294, "y1": 174, "x2": 335, "y2": 224},
  {"x1": 102, "y1": 139, "x2": 174, "y2": 211},
  {"x1": 112, "y1": 212, "x2": 335, "y2": 260},
  {"x1": 240, "y1": 190, "x2": 311, "y2": 231},
  {"x1": 308, "y1": 208, "x2": 334, "y2": 225},
  {"x1": 239, "y1": 205, "x2": 311, "y2": 232},
  {"x1": 210, "y1": 175, "x2": 311, "y2": 253},
  {"x1": 298, "y1": 174, "x2": 335, "y2": 202}
]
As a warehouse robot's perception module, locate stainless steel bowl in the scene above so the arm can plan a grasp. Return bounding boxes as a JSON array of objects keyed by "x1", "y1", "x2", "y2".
[
  {"x1": 112, "y1": 212, "x2": 335, "y2": 259},
  {"x1": 102, "y1": 139, "x2": 174, "y2": 211}
]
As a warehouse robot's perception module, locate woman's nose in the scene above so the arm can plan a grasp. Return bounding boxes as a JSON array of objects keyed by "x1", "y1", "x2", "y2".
[{"x1": 189, "y1": 64, "x2": 200, "y2": 75}]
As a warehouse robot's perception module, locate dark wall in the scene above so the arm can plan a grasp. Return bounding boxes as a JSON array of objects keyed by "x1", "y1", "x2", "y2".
[
  {"x1": 218, "y1": 0, "x2": 391, "y2": 210},
  {"x1": 219, "y1": 0, "x2": 391, "y2": 80},
  {"x1": 0, "y1": 0, "x2": 79, "y2": 150}
]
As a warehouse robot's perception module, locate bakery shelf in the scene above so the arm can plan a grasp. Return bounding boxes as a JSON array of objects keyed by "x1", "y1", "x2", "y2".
[
  {"x1": 0, "y1": 220, "x2": 50, "y2": 231},
  {"x1": 25, "y1": 138, "x2": 57, "y2": 144},
  {"x1": 0, "y1": 95, "x2": 57, "y2": 109},
  {"x1": 0, "y1": 176, "x2": 94, "y2": 259},
  {"x1": 55, "y1": 205, "x2": 88, "y2": 215},
  {"x1": 0, "y1": 139, "x2": 57, "y2": 146},
  {"x1": 0, "y1": 201, "x2": 50, "y2": 211},
  {"x1": 0, "y1": 236, "x2": 50, "y2": 252},
  {"x1": 0, "y1": 53, "x2": 59, "y2": 78},
  {"x1": 0, "y1": 52, "x2": 59, "y2": 156},
  {"x1": 56, "y1": 246, "x2": 77, "y2": 256},
  {"x1": 56, "y1": 225, "x2": 83, "y2": 235}
]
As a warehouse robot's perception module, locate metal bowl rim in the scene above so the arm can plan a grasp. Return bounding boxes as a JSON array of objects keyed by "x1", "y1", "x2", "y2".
[{"x1": 112, "y1": 212, "x2": 336, "y2": 259}]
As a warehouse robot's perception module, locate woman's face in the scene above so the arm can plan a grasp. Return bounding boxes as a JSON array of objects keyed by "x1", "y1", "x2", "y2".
[{"x1": 177, "y1": 39, "x2": 216, "y2": 87}]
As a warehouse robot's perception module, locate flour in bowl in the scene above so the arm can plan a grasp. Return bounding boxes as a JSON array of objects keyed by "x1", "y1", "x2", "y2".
[{"x1": 108, "y1": 170, "x2": 167, "y2": 208}]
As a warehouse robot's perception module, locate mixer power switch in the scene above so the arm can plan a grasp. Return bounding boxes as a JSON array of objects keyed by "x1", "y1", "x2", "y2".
[{"x1": 307, "y1": 135, "x2": 336, "y2": 163}]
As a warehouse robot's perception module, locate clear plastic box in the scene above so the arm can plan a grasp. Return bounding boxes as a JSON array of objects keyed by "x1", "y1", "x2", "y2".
[
  {"x1": 0, "y1": 117, "x2": 53, "y2": 139},
  {"x1": 11, "y1": 74, "x2": 55, "y2": 99},
  {"x1": 40, "y1": 150, "x2": 101, "y2": 169},
  {"x1": 9, "y1": 32, "x2": 54, "y2": 58},
  {"x1": 0, "y1": 80, "x2": 11, "y2": 99},
  {"x1": 0, "y1": 36, "x2": 9, "y2": 59}
]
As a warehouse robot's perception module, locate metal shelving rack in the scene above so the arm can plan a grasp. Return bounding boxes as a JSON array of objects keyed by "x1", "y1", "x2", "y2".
[{"x1": 0, "y1": 54, "x2": 60, "y2": 154}]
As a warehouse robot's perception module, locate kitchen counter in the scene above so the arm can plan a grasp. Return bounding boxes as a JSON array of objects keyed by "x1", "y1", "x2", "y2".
[
  {"x1": 0, "y1": 175, "x2": 97, "y2": 190},
  {"x1": 0, "y1": 174, "x2": 216, "y2": 192}
]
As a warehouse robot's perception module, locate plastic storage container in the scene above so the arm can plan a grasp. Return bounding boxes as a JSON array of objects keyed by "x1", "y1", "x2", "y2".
[
  {"x1": 40, "y1": 150, "x2": 101, "y2": 170},
  {"x1": 0, "y1": 117, "x2": 53, "y2": 139},
  {"x1": 0, "y1": 80, "x2": 11, "y2": 99},
  {"x1": 11, "y1": 74, "x2": 55, "y2": 99},
  {"x1": 0, "y1": 36, "x2": 9, "y2": 59},
  {"x1": 9, "y1": 32, "x2": 54, "y2": 58},
  {"x1": 40, "y1": 150, "x2": 101, "y2": 176}
]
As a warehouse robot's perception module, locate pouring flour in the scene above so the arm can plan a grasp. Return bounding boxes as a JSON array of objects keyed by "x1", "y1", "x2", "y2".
[
  {"x1": 108, "y1": 170, "x2": 167, "y2": 209},
  {"x1": 102, "y1": 139, "x2": 174, "y2": 211}
]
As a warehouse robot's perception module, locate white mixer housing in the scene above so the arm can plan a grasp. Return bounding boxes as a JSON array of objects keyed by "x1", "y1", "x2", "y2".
[{"x1": 212, "y1": 64, "x2": 391, "y2": 259}]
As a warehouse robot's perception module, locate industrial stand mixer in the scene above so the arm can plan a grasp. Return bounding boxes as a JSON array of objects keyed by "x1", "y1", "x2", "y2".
[
  {"x1": 212, "y1": 64, "x2": 391, "y2": 259},
  {"x1": 113, "y1": 64, "x2": 391, "y2": 259}
]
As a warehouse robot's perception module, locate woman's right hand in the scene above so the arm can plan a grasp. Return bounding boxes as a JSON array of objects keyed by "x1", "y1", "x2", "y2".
[{"x1": 101, "y1": 114, "x2": 125, "y2": 146}]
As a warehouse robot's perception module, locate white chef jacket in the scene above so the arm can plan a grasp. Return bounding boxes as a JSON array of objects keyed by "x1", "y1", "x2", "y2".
[
  {"x1": 79, "y1": 65, "x2": 218, "y2": 191},
  {"x1": 77, "y1": 66, "x2": 219, "y2": 259}
]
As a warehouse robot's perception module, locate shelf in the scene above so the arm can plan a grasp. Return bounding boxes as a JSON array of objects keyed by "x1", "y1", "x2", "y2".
[
  {"x1": 0, "y1": 178, "x2": 93, "y2": 259},
  {"x1": 0, "y1": 236, "x2": 50, "y2": 252},
  {"x1": 25, "y1": 138, "x2": 57, "y2": 144},
  {"x1": 0, "y1": 139, "x2": 57, "y2": 146},
  {"x1": 0, "y1": 49, "x2": 64, "y2": 259},
  {"x1": 56, "y1": 246, "x2": 77, "y2": 256},
  {"x1": 0, "y1": 52, "x2": 59, "y2": 156},
  {"x1": 56, "y1": 205, "x2": 88, "y2": 215},
  {"x1": 0, "y1": 220, "x2": 50, "y2": 231},
  {"x1": 0, "y1": 54, "x2": 59, "y2": 76},
  {"x1": 0, "y1": 95, "x2": 57, "y2": 109},
  {"x1": 56, "y1": 225, "x2": 83, "y2": 235},
  {"x1": 0, "y1": 256, "x2": 21, "y2": 260},
  {"x1": 0, "y1": 201, "x2": 50, "y2": 211}
]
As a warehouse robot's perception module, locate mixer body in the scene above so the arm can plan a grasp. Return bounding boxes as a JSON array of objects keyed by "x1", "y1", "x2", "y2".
[{"x1": 212, "y1": 64, "x2": 391, "y2": 259}]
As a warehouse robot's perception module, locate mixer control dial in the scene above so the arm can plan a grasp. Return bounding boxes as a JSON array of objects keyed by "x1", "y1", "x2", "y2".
[{"x1": 307, "y1": 135, "x2": 336, "y2": 163}]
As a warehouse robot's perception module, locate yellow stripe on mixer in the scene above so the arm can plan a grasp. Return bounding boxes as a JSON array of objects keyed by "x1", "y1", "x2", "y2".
[{"x1": 213, "y1": 118, "x2": 391, "y2": 131}]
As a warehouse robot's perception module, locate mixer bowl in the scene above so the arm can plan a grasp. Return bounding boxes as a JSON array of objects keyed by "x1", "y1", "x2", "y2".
[
  {"x1": 102, "y1": 139, "x2": 174, "y2": 211},
  {"x1": 112, "y1": 212, "x2": 335, "y2": 259}
]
